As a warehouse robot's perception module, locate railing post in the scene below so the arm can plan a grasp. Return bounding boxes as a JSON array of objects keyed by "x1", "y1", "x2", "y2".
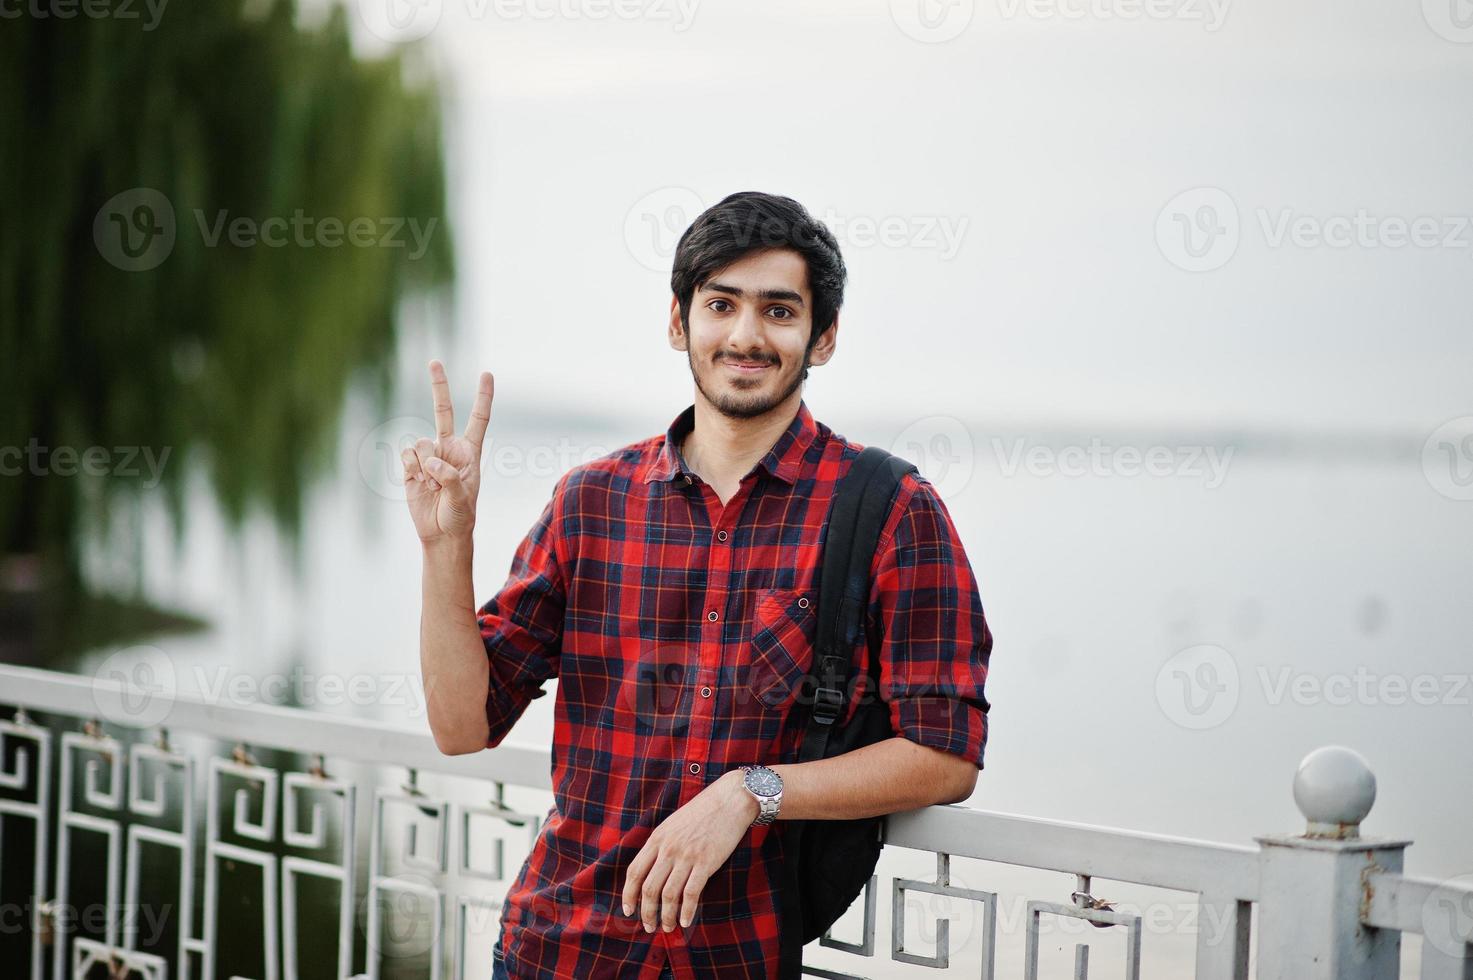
[{"x1": 1255, "y1": 745, "x2": 1410, "y2": 980}]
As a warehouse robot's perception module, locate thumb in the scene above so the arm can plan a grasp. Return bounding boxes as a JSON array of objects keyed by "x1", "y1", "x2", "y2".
[{"x1": 425, "y1": 457, "x2": 471, "y2": 507}]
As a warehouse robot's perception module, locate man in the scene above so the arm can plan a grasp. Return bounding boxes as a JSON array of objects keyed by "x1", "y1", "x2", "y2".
[{"x1": 404, "y1": 191, "x2": 993, "y2": 978}]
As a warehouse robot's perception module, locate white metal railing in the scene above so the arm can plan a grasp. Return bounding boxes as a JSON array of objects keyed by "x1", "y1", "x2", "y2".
[{"x1": 2, "y1": 661, "x2": 1471, "y2": 980}]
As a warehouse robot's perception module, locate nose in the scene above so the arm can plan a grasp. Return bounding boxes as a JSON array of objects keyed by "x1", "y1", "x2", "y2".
[{"x1": 725, "y1": 307, "x2": 767, "y2": 357}]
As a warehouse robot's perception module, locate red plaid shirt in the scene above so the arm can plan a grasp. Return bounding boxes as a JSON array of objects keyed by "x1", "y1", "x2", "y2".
[{"x1": 480, "y1": 399, "x2": 992, "y2": 978}]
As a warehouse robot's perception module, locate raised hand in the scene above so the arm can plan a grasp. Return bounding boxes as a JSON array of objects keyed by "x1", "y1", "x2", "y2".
[{"x1": 402, "y1": 360, "x2": 494, "y2": 544}]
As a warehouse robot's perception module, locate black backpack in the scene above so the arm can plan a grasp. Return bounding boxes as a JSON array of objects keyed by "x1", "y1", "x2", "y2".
[{"x1": 774, "y1": 445, "x2": 919, "y2": 979}]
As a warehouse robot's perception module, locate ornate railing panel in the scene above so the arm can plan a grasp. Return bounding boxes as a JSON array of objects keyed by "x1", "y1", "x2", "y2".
[{"x1": 2, "y1": 662, "x2": 1471, "y2": 979}]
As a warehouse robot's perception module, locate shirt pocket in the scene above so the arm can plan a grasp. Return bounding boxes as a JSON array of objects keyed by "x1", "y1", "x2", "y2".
[{"x1": 747, "y1": 587, "x2": 817, "y2": 712}]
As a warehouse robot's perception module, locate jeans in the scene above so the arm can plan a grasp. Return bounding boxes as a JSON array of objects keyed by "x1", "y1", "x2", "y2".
[{"x1": 491, "y1": 944, "x2": 675, "y2": 979}]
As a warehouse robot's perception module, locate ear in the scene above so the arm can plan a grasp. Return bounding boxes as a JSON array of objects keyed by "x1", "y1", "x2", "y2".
[
  {"x1": 807, "y1": 315, "x2": 838, "y2": 367},
  {"x1": 667, "y1": 294, "x2": 687, "y2": 352}
]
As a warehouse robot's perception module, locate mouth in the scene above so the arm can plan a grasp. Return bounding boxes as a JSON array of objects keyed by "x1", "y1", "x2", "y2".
[{"x1": 723, "y1": 359, "x2": 773, "y2": 374}]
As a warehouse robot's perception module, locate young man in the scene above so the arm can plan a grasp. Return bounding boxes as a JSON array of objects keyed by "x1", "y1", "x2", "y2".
[{"x1": 404, "y1": 192, "x2": 993, "y2": 979}]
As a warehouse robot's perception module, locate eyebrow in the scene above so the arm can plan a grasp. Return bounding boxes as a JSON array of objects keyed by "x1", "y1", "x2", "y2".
[{"x1": 701, "y1": 280, "x2": 807, "y2": 308}]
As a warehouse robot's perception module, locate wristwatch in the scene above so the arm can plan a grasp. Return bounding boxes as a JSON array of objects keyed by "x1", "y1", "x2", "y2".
[{"x1": 740, "y1": 765, "x2": 783, "y2": 826}]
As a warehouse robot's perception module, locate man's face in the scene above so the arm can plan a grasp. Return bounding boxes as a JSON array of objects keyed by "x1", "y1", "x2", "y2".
[{"x1": 668, "y1": 248, "x2": 836, "y2": 421}]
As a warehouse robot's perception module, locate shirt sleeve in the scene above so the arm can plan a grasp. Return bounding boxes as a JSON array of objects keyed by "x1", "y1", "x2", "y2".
[
  {"x1": 865, "y1": 473, "x2": 993, "y2": 769},
  {"x1": 478, "y1": 474, "x2": 569, "y2": 748}
]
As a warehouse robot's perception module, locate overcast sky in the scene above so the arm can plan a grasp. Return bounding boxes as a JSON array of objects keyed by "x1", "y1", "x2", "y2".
[{"x1": 339, "y1": 0, "x2": 1473, "y2": 437}]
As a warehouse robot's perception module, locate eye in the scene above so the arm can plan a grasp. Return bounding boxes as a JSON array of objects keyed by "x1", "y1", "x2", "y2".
[
  {"x1": 767, "y1": 306, "x2": 795, "y2": 320},
  {"x1": 708, "y1": 299, "x2": 733, "y2": 313}
]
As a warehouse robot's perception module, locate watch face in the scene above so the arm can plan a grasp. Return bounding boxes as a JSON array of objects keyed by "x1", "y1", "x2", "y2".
[{"x1": 745, "y1": 767, "x2": 782, "y2": 797}]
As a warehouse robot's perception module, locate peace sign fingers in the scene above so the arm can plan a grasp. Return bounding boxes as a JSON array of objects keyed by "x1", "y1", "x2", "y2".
[
  {"x1": 463, "y1": 371, "x2": 494, "y2": 449},
  {"x1": 429, "y1": 359, "x2": 459, "y2": 444}
]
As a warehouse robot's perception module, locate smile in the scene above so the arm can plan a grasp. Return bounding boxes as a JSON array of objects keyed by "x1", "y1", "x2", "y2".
[{"x1": 724, "y1": 360, "x2": 772, "y2": 373}]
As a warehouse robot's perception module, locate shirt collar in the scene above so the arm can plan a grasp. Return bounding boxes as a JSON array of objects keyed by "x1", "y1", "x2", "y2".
[{"x1": 643, "y1": 399, "x2": 819, "y2": 487}]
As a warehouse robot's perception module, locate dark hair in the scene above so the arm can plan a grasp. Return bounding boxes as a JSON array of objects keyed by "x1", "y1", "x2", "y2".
[{"x1": 670, "y1": 191, "x2": 847, "y2": 355}]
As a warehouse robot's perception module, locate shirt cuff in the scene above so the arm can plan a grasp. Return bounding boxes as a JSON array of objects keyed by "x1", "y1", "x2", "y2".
[{"x1": 890, "y1": 694, "x2": 989, "y2": 770}]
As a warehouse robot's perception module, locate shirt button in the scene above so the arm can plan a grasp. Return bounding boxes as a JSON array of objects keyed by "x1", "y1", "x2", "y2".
[
  {"x1": 700, "y1": 686, "x2": 712, "y2": 698},
  {"x1": 689, "y1": 763, "x2": 702, "y2": 775},
  {"x1": 707, "y1": 610, "x2": 718, "y2": 622},
  {"x1": 797, "y1": 596, "x2": 810, "y2": 609},
  {"x1": 716, "y1": 530, "x2": 728, "y2": 542},
  {"x1": 682, "y1": 474, "x2": 693, "y2": 485}
]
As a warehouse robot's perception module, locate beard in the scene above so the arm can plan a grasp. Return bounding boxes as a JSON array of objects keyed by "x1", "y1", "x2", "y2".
[{"x1": 687, "y1": 346, "x2": 809, "y2": 421}]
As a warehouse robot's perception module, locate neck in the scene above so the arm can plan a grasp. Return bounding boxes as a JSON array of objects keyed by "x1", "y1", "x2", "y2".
[{"x1": 680, "y1": 391, "x2": 802, "y2": 489}]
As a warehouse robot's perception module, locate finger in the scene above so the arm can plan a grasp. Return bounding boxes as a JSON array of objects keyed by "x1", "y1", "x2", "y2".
[
  {"x1": 429, "y1": 359, "x2": 455, "y2": 442},
  {"x1": 401, "y1": 447, "x2": 423, "y2": 479},
  {"x1": 423, "y1": 457, "x2": 468, "y2": 507},
  {"x1": 640, "y1": 855, "x2": 674, "y2": 933},
  {"x1": 413, "y1": 438, "x2": 442, "y2": 492},
  {"x1": 678, "y1": 867, "x2": 710, "y2": 929},
  {"x1": 622, "y1": 845, "x2": 656, "y2": 916},
  {"x1": 660, "y1": 864, "x2": 692, "y2": 933},
  {"x1": 462, "y1": 371, "x2": 494, "y2": 449}
]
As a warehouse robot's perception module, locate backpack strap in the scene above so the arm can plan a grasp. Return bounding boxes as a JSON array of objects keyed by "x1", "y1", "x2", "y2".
[
  {"x1": 798, "y1": 446, "x2": 917, "y2": 763},
  {"x1": 776, "y1": 445, "x2": 917, "y2": 980}
]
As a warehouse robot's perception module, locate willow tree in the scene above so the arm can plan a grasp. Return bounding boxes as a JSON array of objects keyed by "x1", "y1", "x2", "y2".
[{"x1": 0, "y1": 0, "x2": 453, "y2": 660}]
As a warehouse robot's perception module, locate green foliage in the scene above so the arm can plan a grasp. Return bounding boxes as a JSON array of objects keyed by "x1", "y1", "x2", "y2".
[{"x1": 0, "y1": 0, "x2": 453, "y2": 630}]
